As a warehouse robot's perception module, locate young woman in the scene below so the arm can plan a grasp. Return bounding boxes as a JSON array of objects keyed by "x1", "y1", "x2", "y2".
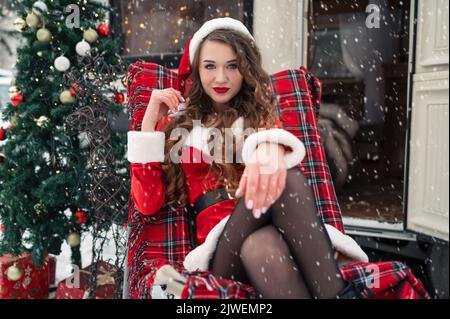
[{"x1": 127, "y1": 17, "x2": 367, "y2": 299}]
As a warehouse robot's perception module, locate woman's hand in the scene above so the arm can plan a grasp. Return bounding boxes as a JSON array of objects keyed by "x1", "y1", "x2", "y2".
[
  {"x1": 142, "y1": 88, "x2": 184, "y2": 132},
  {"x1": 236, "y1": 142, "x2": 287, "y2": 218}
]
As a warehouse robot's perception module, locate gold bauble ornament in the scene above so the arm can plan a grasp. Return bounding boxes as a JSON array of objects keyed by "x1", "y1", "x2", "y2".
[
  {"x1": 13, "y1": 18, "x2": 27, "y2": 32},
  {"x1": 83, "y1": 28, "x2": 98, "y2": 43},
  {"x1": 11, "y1": 115, "x2": 18, "y2": 126},
  {"x1": 59, "y1": 90, "x2": 76, "y2": 104},
  {"x1": 66, "y1": 232, "x2": 81, "y2": 247},
  {"x1": 34, "y1": 115, "x2": 50, "y2": 127},
  {"x1": 6, "y1": 264, "x2": 23, "y2": 281},
  {"x1": 36, "y1": 27, "x2": 52, "y2": 43},
  {"x1": 25, "y1": 12, "x2": 40, "y2": 28},
  {"x1": 8, "y1": 86, "x2": 21, "y2": 98}
]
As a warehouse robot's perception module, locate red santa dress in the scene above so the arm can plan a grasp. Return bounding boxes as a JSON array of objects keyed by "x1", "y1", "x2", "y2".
[{"x1": 127, "y1": 114, "x2": 369, "y2": 272}]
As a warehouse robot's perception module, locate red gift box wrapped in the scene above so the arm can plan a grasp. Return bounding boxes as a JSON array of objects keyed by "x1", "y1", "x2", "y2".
[
  {"x1": 55, "y1": 260, "x2": 118, "y2": 299},
  {"x1": 0, "y1": 253, "x2": 50, "y2": 299}
]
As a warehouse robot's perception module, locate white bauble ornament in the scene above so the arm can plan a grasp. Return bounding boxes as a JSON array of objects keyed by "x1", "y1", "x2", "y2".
[
  {"x1": 54, "y1": 56, "x2": 70, "y2": 72},
  {"x1": 13, "y1": 18, "x2": 27, "y2": 32},
  {"x1": 36, "y1": 27, "x2": 51, "y2": 43},
  {"x1": 66, "y1": 232, "x2": 81, "y2": 247},
  {"x1": 25, "y1": 12, "x2": 40, "y2": 28},
  {"x1": 6, "y1": 264, "x2": 23, "y2": 281},
  {"x1": 83, "y1": 28, "x2": 98, "y2": 43},
  {"x1": 75, "y1": 40, "x2": 91, "y2": 56},
  {"x1": 32, "y1": 1, "x2": 48, "y2": 16},
  {"x1": 59, "y1": 90, "x2": 75, "y2": 104}
]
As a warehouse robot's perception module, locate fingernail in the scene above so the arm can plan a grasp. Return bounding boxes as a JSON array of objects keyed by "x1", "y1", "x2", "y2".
[
  {"x1": 235, "y1": 188, "x2": 240, "y2": 197},
  {"x1": 246, "y1": 200, "x2": 253, "y2": 210},
  {"x1": 261, "y1": 207, "x2": 268, "y2": 214},
  {"x1": 181, "y1": 96, "x2": 185, "y2": 102},
  {"x1": 254, "y1": 209, "x2": 261, "y2": 219}
]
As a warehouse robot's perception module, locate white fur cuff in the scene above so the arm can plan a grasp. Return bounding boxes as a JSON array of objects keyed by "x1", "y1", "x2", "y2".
[
  {"x1": 127, "y1": 131, "x2": 165, "y2": 163},
  {"x1": 325, "y1": 224, "x2": 369, "y2": 262},
  {"x1": 241, "y1": 128, "x2": 306, "y2": 169}
]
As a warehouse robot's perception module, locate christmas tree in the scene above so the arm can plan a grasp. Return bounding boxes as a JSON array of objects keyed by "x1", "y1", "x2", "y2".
[{"x1": 0, "y1": 0, "x2": 128, "y2": 267}]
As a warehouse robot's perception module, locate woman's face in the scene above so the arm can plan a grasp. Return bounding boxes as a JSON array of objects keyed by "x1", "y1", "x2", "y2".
[{"x1": 198, "y1": 40, "x2": 244, "y2": 111}]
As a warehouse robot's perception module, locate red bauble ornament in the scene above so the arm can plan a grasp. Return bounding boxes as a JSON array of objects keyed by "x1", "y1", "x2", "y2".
[
  {"x1": 97, "y1": 24, "x2": 110, "y2": 37},
  {"x1": 11, "y1": 94, "x2": 24, "y2": 107},
  {"x1": 74, "y1": 209, "x2": 87, "y2": 224},
  {"x1": 0, "y1": 127, "x2": 6, "y2": 141},
  {"x1": 114, "y1": 92, "x2": 124, "y2": 104},
  {"x1": 70, "y1": 82, "x2": 79, "y2": 96},
  {"x1": 0, "y1": 154, "x2": 4, "y2": 163},
  {"x1": 0, "y1": 223, "x2": 4, "y2": 233}
]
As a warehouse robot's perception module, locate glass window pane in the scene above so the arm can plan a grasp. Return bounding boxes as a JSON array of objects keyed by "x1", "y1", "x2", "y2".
[
  {"x1": 308, "y1": 0, "x2": 411, "y2": 226},
  {"x1": 118, "y1": 0, "x2": 246, "y2": 59}
]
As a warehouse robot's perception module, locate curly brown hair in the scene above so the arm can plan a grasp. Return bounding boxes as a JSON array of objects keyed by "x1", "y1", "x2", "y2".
[{"x1": 161, "y1": 29, "x2": 278, "y2": 209}]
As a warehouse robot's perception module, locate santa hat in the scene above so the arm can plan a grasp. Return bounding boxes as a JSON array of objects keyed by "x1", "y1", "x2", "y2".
[{"x1": 175, "y1": 17, "x2": 254, "y2": 97}]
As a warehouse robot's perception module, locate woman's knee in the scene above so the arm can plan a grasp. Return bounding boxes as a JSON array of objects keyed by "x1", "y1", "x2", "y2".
[{"x1": 240, "y1": 226, "x2": 287, "y2": 266}]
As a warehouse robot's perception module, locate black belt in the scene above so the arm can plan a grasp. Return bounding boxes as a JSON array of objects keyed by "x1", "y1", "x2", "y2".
[{"x1": 190, "y1": 187, "x2": 232, "y2": 216}]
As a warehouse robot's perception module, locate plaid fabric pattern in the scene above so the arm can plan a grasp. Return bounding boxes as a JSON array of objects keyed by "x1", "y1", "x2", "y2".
[
  {"x1": 340, "y1": 261, "x2": 430, "y2": 299},
  {"x1": 125, "y1": 61, "x2": 430, "y2": 299},
  {"x1": 270, "y1": 67, "x2": 344, "y2": 232}
]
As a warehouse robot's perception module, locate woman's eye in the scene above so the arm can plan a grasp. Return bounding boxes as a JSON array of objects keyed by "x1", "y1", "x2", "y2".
[
  {"x1": 228, "y1": 64, "x2": 238, "y2": 69},
  {"x1": 205, "y1": 64, "x2": 215, "y2": 69}
]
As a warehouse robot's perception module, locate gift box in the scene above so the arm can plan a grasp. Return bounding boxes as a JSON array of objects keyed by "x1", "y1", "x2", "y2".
[
  {"x1": 0, "y1": 253, "x2": 50, "y2": 299},
  {"x1": 55, "y1": 260, "x2": 119, "y2": 299}
]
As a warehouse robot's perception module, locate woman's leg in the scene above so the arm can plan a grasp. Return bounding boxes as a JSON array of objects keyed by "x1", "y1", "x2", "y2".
[
  {"x1": 269, "y1": 167, "x2": 346, "y2": 298},
  {"x1": 240, "y1": 225, "x2": 311, "y2": 298},
  {"x1": 210, "y1": 166, "x2": 346, "y2": 298},
  {"x1": 210, "y1": 195, "x2": 270, "y2": 284}
]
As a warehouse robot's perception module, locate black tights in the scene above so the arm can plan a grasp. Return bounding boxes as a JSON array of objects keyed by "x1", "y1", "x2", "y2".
[{"x1": 210, "y1": 167, "x2": 346, "y2": 299}]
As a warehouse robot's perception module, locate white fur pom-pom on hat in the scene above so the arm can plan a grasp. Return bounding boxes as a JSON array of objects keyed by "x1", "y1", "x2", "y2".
[{"x1": 189, "y1": 17, "x2": 255, "y2": 65}]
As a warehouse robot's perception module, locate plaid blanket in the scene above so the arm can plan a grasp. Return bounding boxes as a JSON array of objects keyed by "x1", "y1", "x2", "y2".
[{"x1": 125, "y1": 61, "x2": 430, "y2": 299}]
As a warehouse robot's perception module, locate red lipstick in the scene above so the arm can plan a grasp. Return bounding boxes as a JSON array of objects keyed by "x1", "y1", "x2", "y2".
[{"x1": 213, "y1": 87, "x2": 230, "y2": 93}]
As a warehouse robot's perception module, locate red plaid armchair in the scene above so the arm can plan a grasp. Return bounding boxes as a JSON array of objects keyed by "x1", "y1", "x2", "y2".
[{"x1": 125, "y1": 61, "x2": 430, "y2": 299}]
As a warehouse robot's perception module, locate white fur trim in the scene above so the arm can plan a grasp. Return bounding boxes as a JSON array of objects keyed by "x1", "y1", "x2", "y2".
[
  {"x1": 183, "y1": 215, "x2": 230, "y2": 272},
  {"x1": 325, "y1": 224, "x2": 369, "y2": 262},
  {"x1": 127, "y1": 131, "x2": 165, "y2": 163},
  {"x1": 241, "y1": 128, "x2": 306, "y2": 169},
  {"x1": 190, "y1": 17, "x2": 255, "y2": 65}
]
